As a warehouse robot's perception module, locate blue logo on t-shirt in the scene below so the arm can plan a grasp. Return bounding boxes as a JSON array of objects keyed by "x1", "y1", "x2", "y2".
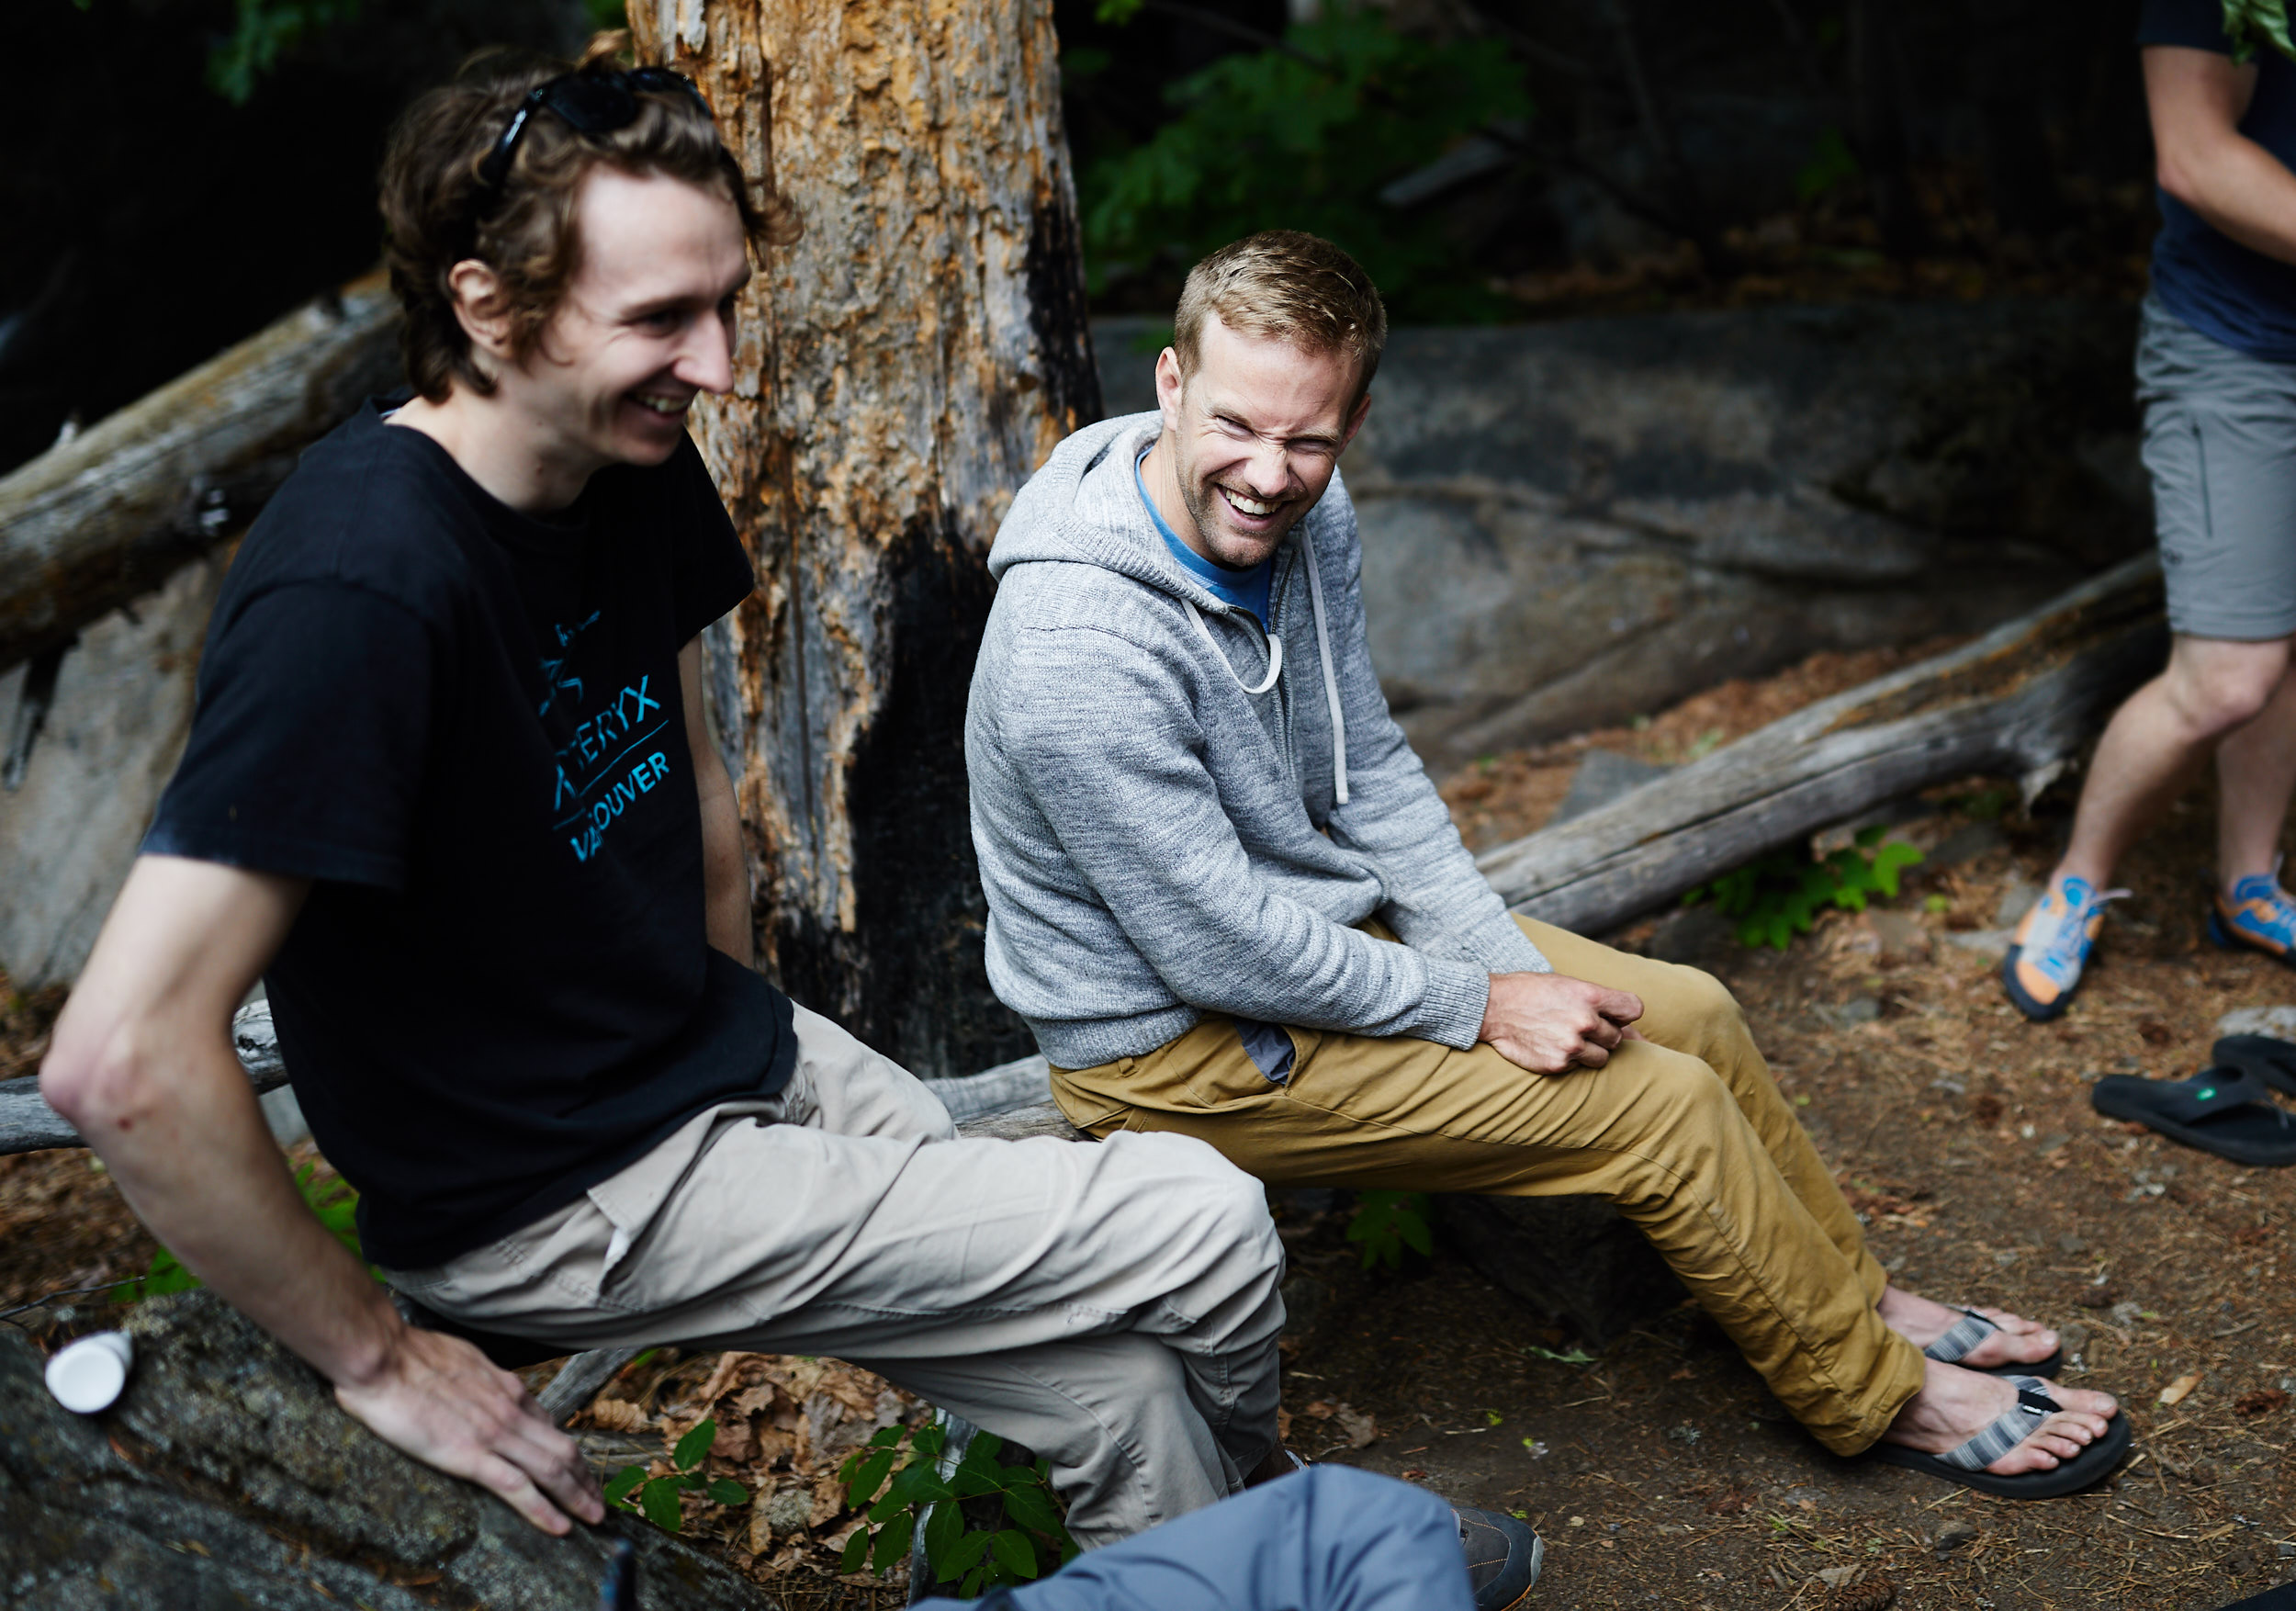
[{"x1": 540, "y1": 615, "x2": 671, "y2": 863}]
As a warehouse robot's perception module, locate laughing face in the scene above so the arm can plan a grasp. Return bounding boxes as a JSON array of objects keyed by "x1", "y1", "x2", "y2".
[
  {"x1": 1146, "y1": 315, "x2": 1370, "y2": 569},
  {"x1": 510, "y1": 165, "x2": 750, "y2": 479}
]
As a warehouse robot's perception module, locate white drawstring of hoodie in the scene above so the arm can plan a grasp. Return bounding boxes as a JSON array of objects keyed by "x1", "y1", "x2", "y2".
[{"x1": 1178, "y1": 527, "x2": 1352, "y2": 806}]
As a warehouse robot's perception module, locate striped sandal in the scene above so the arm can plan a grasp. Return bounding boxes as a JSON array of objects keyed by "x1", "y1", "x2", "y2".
[
  {"x1": 1922, "y1": 1306, "x2": 2064, "y2": 1379},
  {"x1": 1867, "y1": 1375, "x2": 2132, "y2": 1498}
]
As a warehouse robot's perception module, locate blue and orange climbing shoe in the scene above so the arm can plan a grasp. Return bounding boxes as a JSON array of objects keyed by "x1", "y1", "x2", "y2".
[
  {"x1": 2001, "y1": 875, "x2": 2128, "y2": 1021},
  {"x1": 2209, "y1": 863, "x2": 2296, "y2": 965}
]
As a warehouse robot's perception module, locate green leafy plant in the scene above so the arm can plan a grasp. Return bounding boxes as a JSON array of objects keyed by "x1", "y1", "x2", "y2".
[
  {"x1": 1794, "y1": 129, "x2": 1861, "y2": 204},
  {"x1": 603, "y1": 1418, "x2": 748, "y2": 1534},
  {"x1": 1080, "y1": 1, "x2": 1531, "y2": 320},
  {"x1": 127, "y1": 1163, "x2": 366, "y2": 1301},
  {"x1": 207, "y1": 0, "x2": 366, "y2": 104},
  {"x1": 1683, "y1": 826, "x2": 1925, "y2": 951},
  {"x1": 838, "y1": 1423, "x2": 1077, "y2": 1595},
  {"x1": 2224, "y1": 0, "x2": 2296, "y2": 63},
  {"x1": 1344, "y1": 1189, "x2": 1434, "y2": 1269}
]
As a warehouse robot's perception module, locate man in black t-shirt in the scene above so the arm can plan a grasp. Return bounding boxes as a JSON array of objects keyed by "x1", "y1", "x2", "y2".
[{"x1": 39, "y1": 44, "x2": 1292, "y2": 1550}]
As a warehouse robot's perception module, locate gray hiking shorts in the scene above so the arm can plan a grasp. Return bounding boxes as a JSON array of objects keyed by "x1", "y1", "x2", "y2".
[{"x1": 2138, "y1": 295, "x2": 2296, "y2": 641}]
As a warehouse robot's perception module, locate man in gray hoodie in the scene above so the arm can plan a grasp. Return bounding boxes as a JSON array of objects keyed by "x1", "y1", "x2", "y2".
[{"x1": 966, "y1": 231, "x2": 2127, "y2": 1501}]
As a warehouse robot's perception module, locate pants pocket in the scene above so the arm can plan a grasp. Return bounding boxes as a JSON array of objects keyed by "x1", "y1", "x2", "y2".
[{"x1": 1233, "y1": 1020, "x2": 1298, "y2": 1084}]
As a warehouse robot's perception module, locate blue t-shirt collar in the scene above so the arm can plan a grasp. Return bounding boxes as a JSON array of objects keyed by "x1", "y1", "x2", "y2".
[{"x1": 1133, "y1": 445, "x2": 1274, "y2": 631}]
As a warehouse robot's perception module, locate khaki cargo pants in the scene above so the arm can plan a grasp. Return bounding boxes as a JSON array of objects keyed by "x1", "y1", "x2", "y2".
[
  {"x1": 1049, "y1": 917, "x2": 1926, "y2": 1455},
  {"x1": 384, "y1": 1003, "x2": 1287, "y2": 1546}
]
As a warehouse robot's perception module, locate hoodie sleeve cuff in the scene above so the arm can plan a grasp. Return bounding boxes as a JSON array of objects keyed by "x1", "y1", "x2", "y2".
[{"x1": 1412, "y1": 958, "x2": 1492, "y2": 1051}]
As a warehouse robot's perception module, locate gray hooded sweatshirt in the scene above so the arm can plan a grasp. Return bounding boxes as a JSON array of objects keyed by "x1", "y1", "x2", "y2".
[{"x1": 966, "y1": 412, "x2": 1549, "y2": 1072}]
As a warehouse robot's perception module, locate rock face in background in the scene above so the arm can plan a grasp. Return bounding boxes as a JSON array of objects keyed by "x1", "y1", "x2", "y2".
[
  {"x1": 0, "y1": 300, "x2": 2149, "y2": 997},
  {"x1": 1096, "y1": 300, "x2": 2147, "y2": 771},
  {"x1": 0, "y1": 1292, "x2": 773, "y2": 1610}
]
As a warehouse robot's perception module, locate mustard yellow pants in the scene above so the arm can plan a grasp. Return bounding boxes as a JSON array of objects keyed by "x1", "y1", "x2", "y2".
[{"x1": 1049, "y1": 917, "x2": 1927, "y2": 1455}]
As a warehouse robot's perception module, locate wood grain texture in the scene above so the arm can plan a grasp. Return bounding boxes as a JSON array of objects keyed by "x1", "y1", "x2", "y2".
[
  {"x1": 1476, "y1": 557, "x2": 2167, "y2": 936},
  {"x1": 0, "y1": 276, "x2": 401, "y2": 676},
  {"x1": 626, "y1": 0, "x2": 1099, "y2": 1076}
]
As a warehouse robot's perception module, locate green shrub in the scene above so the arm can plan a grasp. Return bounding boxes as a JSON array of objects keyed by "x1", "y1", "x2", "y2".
[
  {"x1": 1344, "y1": 1189, "x2": 1434, "y2": 1269},
  {"x1": 838, "y1": 1422, "x2": 1077, "y2": 1596},
  {"x1": 1683, "y1": 826, "x2": 1925, "y2": 951},
  {"x1": 1080, "y1": 1, "x2": 1530, "y2": 320},
  {"x1": 603, "y1": 1418, "x2": 749, "y2": 1534}
]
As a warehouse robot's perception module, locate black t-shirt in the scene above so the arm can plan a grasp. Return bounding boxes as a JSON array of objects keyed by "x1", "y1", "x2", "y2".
[
  {"x1": 2140, "y1": 0, "x2": 2296, "y2": 358},
  {"x1": 144, "y1": 400, "x2": 794, "y2": 1270}
]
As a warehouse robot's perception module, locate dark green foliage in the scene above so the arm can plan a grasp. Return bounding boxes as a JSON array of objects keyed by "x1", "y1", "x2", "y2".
[
  {"x1": 208, "y1": 0, "x2": 367, "y2": 104},
  {"x1": 128, "y1": 1164, "x2": 366, "y2": 1301},
  {"x1": 838, "y1": 1422, "x2": 1078, "y2": 1597},
  {"x1": 1683, "y1": 826, "x2": 1926, "y2": 951},
  {"x1": 1079, "y1": 1, "x2": 1531, "y2": 321},
  {"x1": 1345, "y1": 1189, "x2": 1434, "y2": 1270},
  {"x1": 604, "y1": 1417, "x2": 749, "y2": 1536},
  {"x1": 2223, "y1": 0, "x2": 2296, "y2": 63}
]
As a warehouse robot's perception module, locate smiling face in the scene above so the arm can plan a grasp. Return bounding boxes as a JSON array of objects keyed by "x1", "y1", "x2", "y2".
[
  {"x1": 1152, "y1": 315, "x2": 1370, "y2": 569},
  {"x1": 498, "y1": 165, "x2": 750, "y2": 479}
]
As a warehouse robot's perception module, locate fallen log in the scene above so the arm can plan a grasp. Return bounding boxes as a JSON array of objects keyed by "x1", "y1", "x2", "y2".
[
  {"x1": 0, "y1": 1292, "x2": 775, "y2": 1610},
  {"x1": 1476, "y1": 556, "x2": 2167, "y2": 935},
  {"x1": 0, "y1": 272, "x2": 401, "y2": 677},
  {"x1": 0, "y1": 1000, "x2": 286, "y2": 1155}
]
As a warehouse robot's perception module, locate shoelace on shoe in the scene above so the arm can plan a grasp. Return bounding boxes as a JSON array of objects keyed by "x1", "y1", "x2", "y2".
[{"x1": 2030, "y1": 878, "x2": 2128, "y2": 983}]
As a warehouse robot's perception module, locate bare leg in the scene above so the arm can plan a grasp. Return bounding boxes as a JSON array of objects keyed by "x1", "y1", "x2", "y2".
[
  {"x1": 2054, "y1": 635, "x2": 2290, "y2": 889},
  {"x1": 2217, "y1": 654, "x2": 2296, "y2": 889}
]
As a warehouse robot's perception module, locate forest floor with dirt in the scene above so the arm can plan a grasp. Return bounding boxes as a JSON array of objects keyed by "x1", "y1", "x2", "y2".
[{"x1": 7, "y1": 643, "x2": 2296, "y2": 1609}]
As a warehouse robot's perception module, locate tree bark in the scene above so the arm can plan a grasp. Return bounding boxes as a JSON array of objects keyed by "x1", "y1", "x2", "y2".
[
  {"x1": 625, "y1": 0, "x2": 1100, "y2": 1078},
  {"x1": 1475, "y1": 557, "x2": 2167, "y2": 935},
  {"x1": 0, "y1": 1293, "x2": 775, "y2": 1611},
  {"x1": 0, "y1": 276, "x2": 401, "y2": 679}
]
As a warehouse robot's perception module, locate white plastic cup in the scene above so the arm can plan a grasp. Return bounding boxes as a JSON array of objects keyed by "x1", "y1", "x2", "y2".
[{"x1": 45, "y1": 1330, "x2": 133, "y2": 1414}]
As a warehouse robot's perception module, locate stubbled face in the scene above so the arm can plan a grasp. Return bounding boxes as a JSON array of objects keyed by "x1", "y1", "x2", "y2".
[
  {"x1": 505, "y1": 167, "x2": 749, "y2": 474},
  {"x1": 1154, "y1": 315, "x2": 1369, "y2": 569}
]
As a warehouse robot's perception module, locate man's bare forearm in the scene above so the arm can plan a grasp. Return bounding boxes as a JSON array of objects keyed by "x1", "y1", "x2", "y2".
[
  {"x1": 76, "y1": 1026, "x2": 405, "y2": 1383},
  {"x1": 41, "y1": 858, "x2": 407, "y2": 1387}
]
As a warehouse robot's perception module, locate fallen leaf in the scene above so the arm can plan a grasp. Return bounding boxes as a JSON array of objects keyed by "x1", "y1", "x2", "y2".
[
  {"x1": 2236, "y1": 1388, "x2": 2289, "y2": 1418},
  {"x1": 1333, "y1": 1403, "x2": 1379, "y2": 1448},
  {"x1": 1304, "y1": 1400, "x2": 1335, "y2": 1420},
  {"x1": 2158, "y1": 1372, "x2": 2201, "y2": 1407},
  {"x1": 587, "y1": 1398, "x2": 651, "y2": 1433}
]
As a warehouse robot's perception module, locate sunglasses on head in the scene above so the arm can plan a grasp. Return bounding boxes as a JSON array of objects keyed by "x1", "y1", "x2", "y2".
[{"x1": 478, "y1": 67, "x2": 715, "y2": 195}]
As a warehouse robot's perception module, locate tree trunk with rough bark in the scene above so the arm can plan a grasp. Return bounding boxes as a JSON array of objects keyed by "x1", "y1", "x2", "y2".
[{"x1": 625, "y1": 0, "x2": 1099, "y2": 1078}]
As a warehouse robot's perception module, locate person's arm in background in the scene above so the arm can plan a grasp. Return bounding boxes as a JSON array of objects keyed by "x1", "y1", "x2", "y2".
[
  {"x1": 39, "y1": 857, "x2": 602, "y2": 1534},
  {"x1": 681, "y1": 637, "x2": 751, "y2": 965},
  {"x1": 2145, "y1": 46, "x2": 2296, "y2": 262}
]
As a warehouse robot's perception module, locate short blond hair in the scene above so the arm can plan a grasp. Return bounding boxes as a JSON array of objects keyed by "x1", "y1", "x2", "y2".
[{"x1": 1173, "y1": 231, "x2": 1387, "y2": 403}]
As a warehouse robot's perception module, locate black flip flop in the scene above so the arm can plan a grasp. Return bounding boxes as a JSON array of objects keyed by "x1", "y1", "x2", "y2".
[
  {"x1": 1922, "y1": 1306, "x2": 2064, "y2": 1380},
  {"x1": 1866, "y1": 1375, "x2": 2133, "y2": 1499},
  {"x1": 2091, "y1": 1065, "x2": 2296, "y2": 1166},
  {"x1": 2212, "y1": 1033, "x2": 2296, "y2": 1098}
]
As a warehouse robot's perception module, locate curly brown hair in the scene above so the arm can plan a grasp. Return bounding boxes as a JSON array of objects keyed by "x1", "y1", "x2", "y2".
[{"x1": 378, "y1": 32, "x2": 798, "y2": 403}]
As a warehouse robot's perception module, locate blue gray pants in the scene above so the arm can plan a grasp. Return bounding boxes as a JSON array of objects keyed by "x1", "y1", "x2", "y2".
[{"x1": 915, "y1": 1466, "x2": 1473, "y2": 1611}]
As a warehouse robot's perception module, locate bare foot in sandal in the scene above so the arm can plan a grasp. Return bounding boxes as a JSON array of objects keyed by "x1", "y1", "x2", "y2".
[
  {"x1": 1881, "y1": 1359, "x2": 2118, "y2": 1477},
  {"x1": 1877, "y1": 1287, "x2": 2059, "y2": 1370}
]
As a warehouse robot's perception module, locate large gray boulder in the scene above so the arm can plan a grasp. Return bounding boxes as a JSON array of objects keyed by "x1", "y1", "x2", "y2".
[
  {"x1": 1097, "y1": 300, "x2": 2146, "y2": 769},
  {"x1": 0, "y1": 1292, "x2": 773, "y2": 1610}
]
